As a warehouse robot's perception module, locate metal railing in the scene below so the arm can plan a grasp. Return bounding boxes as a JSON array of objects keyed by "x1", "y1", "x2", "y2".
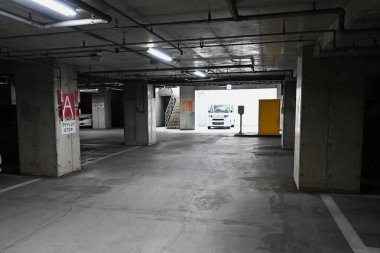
[{"x1": 165, "y1": 94, "x2": 177, "y2": 127}]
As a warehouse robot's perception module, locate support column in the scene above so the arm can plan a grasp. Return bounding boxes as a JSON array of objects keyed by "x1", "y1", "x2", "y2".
[
  {"x1": 124, "y1": 80, "x2": 156, "y2": 145},
  {"x1": 92, "y1": 88, "x2": 112, "y2": 129},
  {"x1": 281, "y1": 80, "x2": 296, "y2": 149},
  {"x1": 15, "y1": 62, "x2": 80, "y2": 176},
  {"x1": 180, "y1": 86, "x2": 195, "y2": 130},
  {"x1": 294, "y1": 46, "x2": 365, "y2": 193}
]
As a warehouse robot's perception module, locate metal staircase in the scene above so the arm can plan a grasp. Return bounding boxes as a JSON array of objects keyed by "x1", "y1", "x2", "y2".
[{"x1": 165, "y1": 95, "x2": 180, "y2": 129}]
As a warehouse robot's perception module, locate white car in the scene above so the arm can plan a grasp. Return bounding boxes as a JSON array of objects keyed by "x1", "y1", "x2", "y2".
[
  {"x1": 208, "y1": 104, "x2": 236, "y2": 129},
  {"x1": 79, "y1": 114, "x2": 93, "y2": 127}
]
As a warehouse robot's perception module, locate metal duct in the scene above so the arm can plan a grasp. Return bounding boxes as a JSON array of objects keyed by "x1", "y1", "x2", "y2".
[{"x1": 0, "y1": 9, "x2": 43, "y2": 29}]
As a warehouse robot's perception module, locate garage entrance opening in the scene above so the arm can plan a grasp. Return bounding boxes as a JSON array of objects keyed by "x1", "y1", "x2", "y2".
[{"x1": 195, "y1": 88, "x2": 278, "y2": 134}]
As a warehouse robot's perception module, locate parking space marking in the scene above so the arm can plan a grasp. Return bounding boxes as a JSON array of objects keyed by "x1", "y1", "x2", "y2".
[
  {"x1": 81, "y1": 146, "x2": 140, "y2": 166},
  {"x1": 321, "y1": 194, "x2": 369, "y2": 253},
  {"x1": 0, "y1": 179, "x2": 41, "y2": 194}
]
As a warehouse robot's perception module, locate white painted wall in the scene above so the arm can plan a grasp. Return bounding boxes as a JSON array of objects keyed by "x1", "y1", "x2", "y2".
[{"x1": 195, "y1": 89, "x2": 277, "y2": 129}]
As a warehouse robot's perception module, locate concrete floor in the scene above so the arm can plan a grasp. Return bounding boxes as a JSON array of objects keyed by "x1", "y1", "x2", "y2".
[{"x1": 0, "y1": 129, "x2": 379, "y2": 252}]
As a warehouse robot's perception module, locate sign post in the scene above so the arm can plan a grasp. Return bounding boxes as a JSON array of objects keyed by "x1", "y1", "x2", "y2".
[{"x1": 238, "y1": 105, "x2": 244, "y2": 134}]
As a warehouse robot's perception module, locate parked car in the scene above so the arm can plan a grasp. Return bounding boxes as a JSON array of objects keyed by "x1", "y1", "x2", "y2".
[
  {"x1": 208, "y1": 104, "x2": 236, "y2": 129},
  {"x1": 79, "y1": 114, "x2": 93, "y2": 127}
]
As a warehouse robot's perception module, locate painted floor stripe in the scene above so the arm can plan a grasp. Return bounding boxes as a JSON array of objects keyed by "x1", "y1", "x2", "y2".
[
  {"x1": 0, "y1": 147, "x2": 139, "y2": 194},
  {"x1": 0, "y1": 179, "x2": 41, "y2": 194},
  {"x1": 321, "y1": 194, "x2": 369, "y2": 253},
  {"x1": 81, "y1": 146, "x2": 140, "y2": 166}
]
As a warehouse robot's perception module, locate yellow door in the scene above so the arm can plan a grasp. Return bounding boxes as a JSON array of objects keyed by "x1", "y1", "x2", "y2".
[{"x1": 258, "y1": 99, "x2": 280, "y2": 135}]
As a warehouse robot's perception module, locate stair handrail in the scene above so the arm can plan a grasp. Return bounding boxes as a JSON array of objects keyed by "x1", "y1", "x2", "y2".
[{"x1": 165, "y1": 94, "x2": 177, "y2": 127}]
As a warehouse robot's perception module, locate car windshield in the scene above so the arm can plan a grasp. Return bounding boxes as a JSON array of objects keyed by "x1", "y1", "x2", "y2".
[{"x1": 210, "y1": 105, "x2": 231, "y2": 113}]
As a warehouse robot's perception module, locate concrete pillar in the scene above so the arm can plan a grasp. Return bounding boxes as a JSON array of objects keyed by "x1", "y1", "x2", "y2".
[
  {"x1": 294, "y1": 46, "x2": 365, "y2": 193},
  {"x1": 281, "y1": 80, "x2": 296, "y2": 149},
  {"x1": 180, "y1": 86, "x2": 195, "y2": 130},
  {"x1": 155, "y1": 88, "x2": 165, "y2": 127},
  {"x1": 92, "y1": 88, "x2": 112, "y2": 129},
  {"x1": 124, "y1": 80, "x2": 156, "y2": 145},
  {"x1": 15, "y1": 62, "x2": 81, "y2": 176}
]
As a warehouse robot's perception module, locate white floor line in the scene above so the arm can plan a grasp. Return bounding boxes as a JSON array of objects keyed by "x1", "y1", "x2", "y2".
[
  {"x1": 321, "y1": 194, "x2": 369, "y2": 253},
  {"x1": 0, "y1": 179, "x2": 41, "y2": 194},
  {"x1": 368, "y1": 248, "x2": 380, "y2": 253},
  {"x1": 81, "y1": 146, "x2": 140, "y2": 166}
]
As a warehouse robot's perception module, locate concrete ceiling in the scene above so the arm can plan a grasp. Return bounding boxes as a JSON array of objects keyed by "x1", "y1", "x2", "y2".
[{"x1": 0, "y1": 0, "x2": 379, "y2": 84}]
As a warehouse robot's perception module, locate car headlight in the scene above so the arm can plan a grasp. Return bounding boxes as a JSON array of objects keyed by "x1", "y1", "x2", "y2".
[
  {"x1": 209, "y1": 115, "x2": 213, "y2": 118},
  {"x1": 224, "y1": 115, "x2": 229, "y2": 118}
]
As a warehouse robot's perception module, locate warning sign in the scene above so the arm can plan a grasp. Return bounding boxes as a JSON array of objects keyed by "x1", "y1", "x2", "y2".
[
  {"x1": 61, "y1": 120, "x2": 76, "y2": 135},
  {"x1": 61, "y1": 93, "x2": 75, "y2": 121},
  {"x1": 61, "y1": 92, "x2": 76, "y2": 135}
]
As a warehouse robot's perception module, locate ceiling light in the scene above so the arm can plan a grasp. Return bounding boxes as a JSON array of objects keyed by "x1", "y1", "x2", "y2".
[
  {"x1": 32, "y1": 0, "x2": 76, "y2": 16},
  {"x1": 194, "y1": 71, "x2": 206, "y2": 78},
  {"x1": 79, "y1": 88, "x2": 98, "y2": 93},
  {"x1": 147, "y1": 48, "x2": 172, "y2": 62},
  {"x1": 46, "y1": 19, "x2": 108, "y2": 28}
]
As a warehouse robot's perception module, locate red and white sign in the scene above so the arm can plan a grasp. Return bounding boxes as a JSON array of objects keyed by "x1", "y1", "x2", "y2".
[
  {"x1": 61, "y1": 93, "x2": 75, "y2": 121},
  {"x1": 60, "y1": 92, "x2": 76, "y2": 135}
]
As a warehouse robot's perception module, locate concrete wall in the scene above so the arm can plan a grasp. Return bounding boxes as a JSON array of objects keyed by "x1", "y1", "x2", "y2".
[
  {"x1": 294, "y1": 46, "x2": 365, "y2": 193},
  {"x1": 124, "y1": 81, "x2": 156, "y2": 145},
  {"x1": 180, "y1": 86, "x2": 195, "y2": 130},
  {"x1": 92, "y1": 88, "x2": 112, "y2": 129},
  {"x1": 281, "y1": 80, "x2": 296, "y2": 149},
  {"x1": 14, "y1": 62, "x2": 80, "y2": 176}
]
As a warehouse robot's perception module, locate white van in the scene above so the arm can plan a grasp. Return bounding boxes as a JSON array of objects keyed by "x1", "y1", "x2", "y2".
[{"x1": 208, "y1": 104, "x2": 235, "y2": 129}]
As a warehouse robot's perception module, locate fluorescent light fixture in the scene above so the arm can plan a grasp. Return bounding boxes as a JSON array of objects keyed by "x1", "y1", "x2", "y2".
[
  {"x1": 79, "y1": 88, "x2": 98, "y2": 93},
  {"x1": 46, "y1": 19, "x2": 108, "y2": 28},
  {"x1": 194, "y1": 71, "x2": 206, "y2": 78},
  {"x1": 147, "y1": 48, "x2": 172, "y2": 62},
  {"x1": 32, "y1": 0, "x2": 76, "y2": 16}
]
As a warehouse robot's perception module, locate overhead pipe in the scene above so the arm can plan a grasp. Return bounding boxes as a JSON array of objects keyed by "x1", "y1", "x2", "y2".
[
  {"x1": 0, "y1": 9, "x2": 43, "y2": 29},
  {"x1": 65, "y1": 0, "x2": 112, "y2": 22},
  {"x1": 127, "y1": 7, "x2": 347, "y2": 32},
  {"x1": 2, "y1": 30, "x2": 332, "y2": 56},
  {"x1": 225, "y1": 0, "x2": 240, "y2": 21},
  {"x1": 97, "y1": 0, "x2": 182, "y2": 53},
  {"x1": 0, "y1": 5, "x2": 377, "y2": 45},
  {"x1": 81, "y1": 64, "x2": 255, "y2": 74},
  {"x1": 80, "y1": 65, "x2": 294, "y2": 79},
  {"x1": 9, "y1": 39, "x2": 316, "y2": 59},
  {"x1": 143, "y1": 75, "x2": 287, "y2": 85},
  {"x1": 1, "y1": 4, "x2": 378, "y2": 53},
  {"x1": 0, "y1": 7, "x2": 346, "y2": 40}
]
